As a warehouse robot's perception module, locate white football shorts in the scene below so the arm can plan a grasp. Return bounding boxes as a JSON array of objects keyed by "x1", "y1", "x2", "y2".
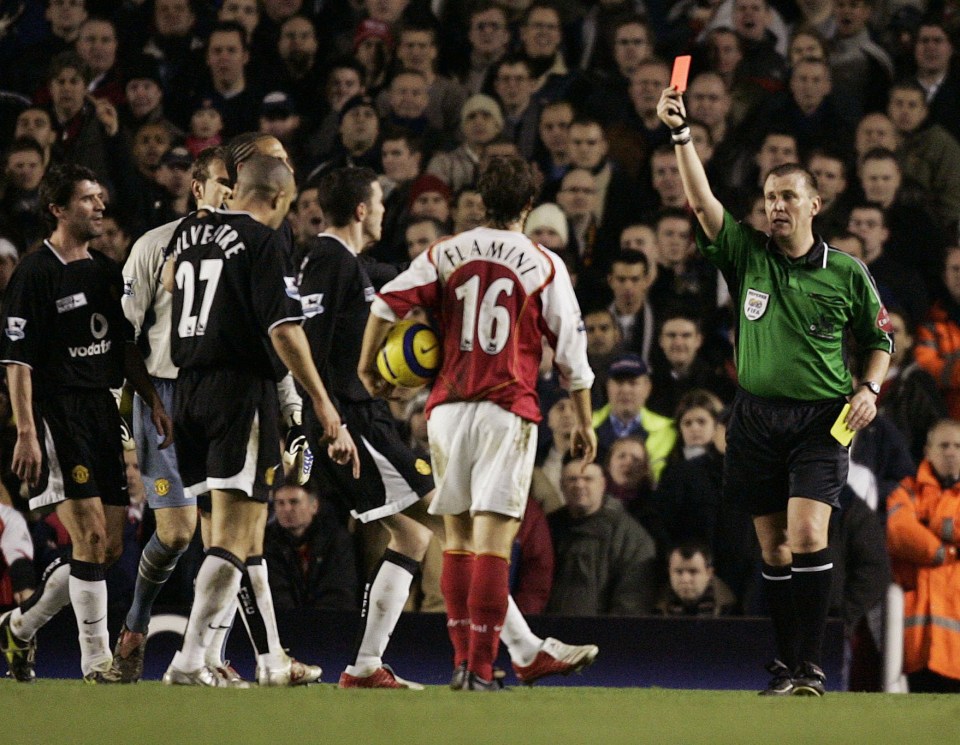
[{"x1": 427, "y1": 400, "x2": 537, "y2": 519}]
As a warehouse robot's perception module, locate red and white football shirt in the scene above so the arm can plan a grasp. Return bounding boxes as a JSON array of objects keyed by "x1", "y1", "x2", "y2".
[{"x1": 371, "y1": 227, "x2": 594, "y2": 422}]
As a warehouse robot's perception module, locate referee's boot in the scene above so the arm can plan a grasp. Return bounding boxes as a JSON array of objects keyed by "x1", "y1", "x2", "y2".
[
  {"x1": 792, "y1": 661, "x2": 827, "y2": 697},
  {"x1": 758, "y1": 659, "x2": 795, "y2": 696},
  {"x1": 0, "y1": 610, "x2": 36, "y2": 683}
]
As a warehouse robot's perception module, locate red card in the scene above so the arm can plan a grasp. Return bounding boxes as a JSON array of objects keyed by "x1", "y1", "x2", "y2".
[{"x1": 670, "y1": 55, "x2": 692, "y2": 93}]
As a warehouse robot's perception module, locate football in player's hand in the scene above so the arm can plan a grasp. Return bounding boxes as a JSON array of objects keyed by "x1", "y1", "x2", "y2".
[{"x1": 376, "y1": 320, "x2": 440, "y2": 387}]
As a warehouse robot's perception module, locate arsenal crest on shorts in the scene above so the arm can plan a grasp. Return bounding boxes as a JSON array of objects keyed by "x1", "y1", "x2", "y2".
[{"x1": 744, "y1": 288, "x2": 770, "y2": 320}]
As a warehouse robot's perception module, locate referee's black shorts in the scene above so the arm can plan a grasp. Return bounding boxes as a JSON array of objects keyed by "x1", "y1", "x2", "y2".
[
  {"x1": 306, "y1": 398, "x2": 433, "y2": 523},
  {"x1": 29, "y1": 389, "x2": 127, "y2": 511},
  {"x1": 724, "y1": 388, "x2": 849, "y2": 516},
  {"x1": 173, "y1": 368, "x2": 279, "y2": 504}
]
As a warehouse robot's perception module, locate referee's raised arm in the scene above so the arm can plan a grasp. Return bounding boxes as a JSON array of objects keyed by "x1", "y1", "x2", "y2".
[{"x1": 657, "y1": 87, "x2": 724, "y2": 241}]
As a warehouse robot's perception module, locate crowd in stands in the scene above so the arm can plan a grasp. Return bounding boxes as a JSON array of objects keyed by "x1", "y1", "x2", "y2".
[{"x1": 2, "y1": 0, "x2": 960, "y2": 690}]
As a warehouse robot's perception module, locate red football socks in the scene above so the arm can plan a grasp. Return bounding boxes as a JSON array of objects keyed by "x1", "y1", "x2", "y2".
[
  {"x1": 467, "y1": 553, "x2": 510, "y2": 682},
  {"x1": 440, "y1": 550, "x2": 474, "y2": 666}
]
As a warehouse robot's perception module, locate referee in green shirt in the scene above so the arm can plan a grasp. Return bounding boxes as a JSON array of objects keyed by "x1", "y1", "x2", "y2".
[{"x1": 658, "y1": 86, "x2": 893, "y2": 696}]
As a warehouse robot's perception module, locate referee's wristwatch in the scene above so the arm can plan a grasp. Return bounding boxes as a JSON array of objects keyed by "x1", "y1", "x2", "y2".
[{"x1": 861, "y1": 381, "x2": 881, "y2": 396}]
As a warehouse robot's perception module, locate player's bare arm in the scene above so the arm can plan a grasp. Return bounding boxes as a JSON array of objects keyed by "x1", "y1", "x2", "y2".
[
  {"x1": 123, "y1": 342, "x2": 173, "y2": 449},
  {"x1": 357, "y1": 313, "x2": 397, "y2": 399},
  {"x1": 568, "y1": 388, "x2": 598, "y2": 468},
  {"x1": 269, "y1": 322, "x2": 344, "y2": 444},
  {"x1": 6, "y1": 364, "x2": 41, "y2": 486},
  {"x1": 846, "y1": 349, "x2": 892, "y2": 431},
  {"x1": 657, "y1": 87, "x2": 724, "y2": 240}
]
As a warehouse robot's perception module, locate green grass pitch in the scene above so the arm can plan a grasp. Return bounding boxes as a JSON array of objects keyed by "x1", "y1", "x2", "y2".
[{"x1": 3, "y1": 682, "x2": 958, "y2": 745}]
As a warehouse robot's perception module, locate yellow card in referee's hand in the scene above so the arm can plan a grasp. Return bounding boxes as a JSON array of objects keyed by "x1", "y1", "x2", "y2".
[{"x1": 830, "y1": 404, "x2": 856, "y2": 446}]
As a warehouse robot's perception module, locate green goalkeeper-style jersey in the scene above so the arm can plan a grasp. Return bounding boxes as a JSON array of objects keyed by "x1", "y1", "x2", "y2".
[{"x1": 696, "y1": 211, "x2": 894, "y2": 401}]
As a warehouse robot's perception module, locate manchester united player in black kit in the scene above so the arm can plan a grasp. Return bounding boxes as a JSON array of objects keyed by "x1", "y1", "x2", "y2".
[
  {"x1": 0, "y1": 164, "x2": 173, "y2": 683},
  {"x1": 161, "y1": 154, "x2": 356, "y2": 687}
]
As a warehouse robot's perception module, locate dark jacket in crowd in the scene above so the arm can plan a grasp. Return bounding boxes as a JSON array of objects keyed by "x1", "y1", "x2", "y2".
[{"x1": 262, "y1": 504, "x2": 359, "y2": 611}]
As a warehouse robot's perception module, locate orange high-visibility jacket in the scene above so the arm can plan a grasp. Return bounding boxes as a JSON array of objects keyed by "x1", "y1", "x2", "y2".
[
  {"x1": 915, "y1": 305, "x2": 960, "y2": 419},
  {"x1": 887, "y1": 461, "x2": 960, "y2": 680}
]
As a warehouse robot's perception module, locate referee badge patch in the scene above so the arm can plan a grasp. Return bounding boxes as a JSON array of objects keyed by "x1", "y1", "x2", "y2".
[{"x1": 744, "y1": 289, "x2": 770, "y2": 320}]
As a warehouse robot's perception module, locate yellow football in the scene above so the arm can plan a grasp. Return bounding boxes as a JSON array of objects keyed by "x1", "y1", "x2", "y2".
[{"x1": 376, "y1": 320, "x2": 441, "y2": 387}]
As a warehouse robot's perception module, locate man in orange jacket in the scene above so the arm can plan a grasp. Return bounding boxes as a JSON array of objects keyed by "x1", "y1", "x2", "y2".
[
  {"x1": 887, "y1": 418, "x2": 960, "y2": 692},
  {"x1": 915, "y1": 246, "x2": 960, "y2": 419}
]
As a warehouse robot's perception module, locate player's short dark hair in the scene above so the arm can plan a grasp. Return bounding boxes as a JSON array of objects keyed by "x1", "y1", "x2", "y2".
[
  {"x1": 764, "y1": 163, "x2": 819, "y2": 196},
  {"x1": 316, "y1": 166, "x2": 377, "y2": 227},
  {"x1": 208, "y1": 20, "x2": 249, "y2": 50},
  {"x1": 39, "y1": 163, "x2": 99, "y2": 227},
  {"x1": 192, "y1": 146, "x2": 227, "y2": 183},
  {"x1": 48, "y1": 51, "x2": 91, "y2": 85},
  {"x1": 609, "y1": 249, "x2": 649, "y2": 272},
  {"x1": 670, "y1": 540, "x2": 714, "y2": 566},
  {"x1": 478, "y1": 155, "x2": 536, "y2": 226}
]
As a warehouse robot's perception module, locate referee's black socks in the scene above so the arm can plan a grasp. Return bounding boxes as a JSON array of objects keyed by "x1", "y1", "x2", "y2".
[
  {"x1": 761, "y1": 562, "x2": 797, "y2": 670},
  {"x1": 791, "y1": 547, "x2": 834, "y2": 668}
]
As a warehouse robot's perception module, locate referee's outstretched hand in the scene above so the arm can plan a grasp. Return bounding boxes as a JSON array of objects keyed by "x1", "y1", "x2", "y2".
[{"x1": 657, "y1": 87, "x2": 687, "y2": 129}]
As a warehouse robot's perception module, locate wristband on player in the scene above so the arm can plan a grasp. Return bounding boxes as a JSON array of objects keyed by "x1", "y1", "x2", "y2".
[{"x1": 671, "y1": 124, "x2": 691, "y2": 146}]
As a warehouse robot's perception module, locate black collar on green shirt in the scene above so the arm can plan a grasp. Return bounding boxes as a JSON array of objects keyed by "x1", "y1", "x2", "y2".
[{"x1": 765, "y1": 233, "x2": 828, "y2": 267}]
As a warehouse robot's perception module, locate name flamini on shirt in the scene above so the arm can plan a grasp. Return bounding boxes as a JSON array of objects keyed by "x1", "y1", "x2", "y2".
[{"x1": 437, "y1": 237, "x2": 540, "y2": 278}]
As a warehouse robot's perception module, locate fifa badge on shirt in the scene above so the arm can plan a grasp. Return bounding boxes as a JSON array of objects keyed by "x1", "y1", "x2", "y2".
[{"x1": 744, "y1": 289, "x2": 770, "y2": 321}]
